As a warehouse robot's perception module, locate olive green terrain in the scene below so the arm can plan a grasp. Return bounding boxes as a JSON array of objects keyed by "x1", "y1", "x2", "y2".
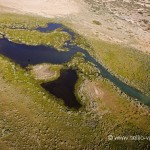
[
  {"x1": 75, "y1": 35, "x2": 150, "y2": 96},
  {"x1": 0, "y1": 13, "x2": 150, "y2": 149}
]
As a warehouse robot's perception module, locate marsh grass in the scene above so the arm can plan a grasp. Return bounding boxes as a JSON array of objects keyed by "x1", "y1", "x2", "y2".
[
  {"x1": 0, "y1": 33, "x2": 3, "y2": 38},
  {"x1": 65, "y1": 53, "x2": 100, "y2": 80},
  {"x1": 0, "y1": 13, "x2": 49, "y2": 29},
  {"x1": 93, "y1": 20, "x2": 102, "y2": 25},
  {"x1": 0, "y1": 13, "x2": 71, "y2": 50},
  {"x1": 0, "y1": 12, "x2": 150, "y2": 149},
  {"x1": 0, "y1": 55, "x2": 99, "y2": 149},
  {"x1": 0, "y1": 52, "x2": 150, "y2": 149},
  {"x1": 0, "y1": 28, "x2": 70, "y2": 50},
  {"x1": 74, "y1": 35, "x2": 150, "y2": 95}
]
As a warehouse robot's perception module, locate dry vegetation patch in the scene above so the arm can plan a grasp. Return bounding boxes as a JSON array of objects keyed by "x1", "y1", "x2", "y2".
[
  {"x1": 29, "y1": 64, "x2": 62, "y2": 81},
  {"x1": 80, "y1": 80, "x2": 104, "y2": 101}
]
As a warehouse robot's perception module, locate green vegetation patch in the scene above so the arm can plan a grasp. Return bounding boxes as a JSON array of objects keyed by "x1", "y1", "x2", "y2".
[
  {"x1": 75, "y1": 35, "x2": 150, "y2": 96},
  {"x1": 1, "y1": 28, "x2": 70, "y2": 50},
  {"x1": 93, "y1": 20, "x2": 102, "y2": 25},
  {"x1": 0, "y1": 34, "x2": 3, "y2": 39},
  {"x1": 0, "y1": 53, "x2": 150, "y2": 149},
  {"x1": 66, "y1": 52, "x2": 100, "y2": 79},
  {"x1": 0, "y1": 55, "x2": 101, "y2": 149},
  {"x1": 0, "y1": 13, "x2": 150, "y2": 149}
]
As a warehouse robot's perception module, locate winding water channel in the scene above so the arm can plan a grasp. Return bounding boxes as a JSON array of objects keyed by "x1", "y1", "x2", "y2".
[{"x1": 0, "y1": 23, "x2": 149, "y2": 107}]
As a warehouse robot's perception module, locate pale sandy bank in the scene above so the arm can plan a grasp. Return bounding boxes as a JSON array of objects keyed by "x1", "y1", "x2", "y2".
[
  {"x1": 0, "y1": 0, "x2": 80, "y2": 17},
  {"x1": 0, "y1": 0, "x2": 149, "y2": 53}
]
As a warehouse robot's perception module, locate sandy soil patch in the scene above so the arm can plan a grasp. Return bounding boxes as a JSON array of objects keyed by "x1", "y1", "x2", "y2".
[
  {"x1": 0, "y1": 0, "x2": 149, "y2": 53},
  {"x1": 80, "y1": 0, "x2": 150, "y2": 53},
  {"x1": 80, "y1": 80, "x2": 104, "y2": 101},
  {"x1": 30, "y1": 64, "x2": 58, "y2": 81},
  {"x1": 0, "y1": 0, "x2": 80, "y2": 17},
  {"x1": 79, "y1": 79, "x2": 111, "y2": 116}
]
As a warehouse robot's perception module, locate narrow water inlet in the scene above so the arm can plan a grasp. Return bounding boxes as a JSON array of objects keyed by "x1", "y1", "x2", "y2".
[
  {"x1": 36, "y1": 23, "x2": 63, "y2": 32},
  {"x1": 36, "y1": 23, "x2": 75, "y2": 39}
]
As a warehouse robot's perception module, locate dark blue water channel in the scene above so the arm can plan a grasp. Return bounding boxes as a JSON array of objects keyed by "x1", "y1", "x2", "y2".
[
  {"x1": 36, "y1": 23, "x2": 75, "y2": 40},
  {"x1": 0, "y1": 23, "x2": 149, "y2": 107}
]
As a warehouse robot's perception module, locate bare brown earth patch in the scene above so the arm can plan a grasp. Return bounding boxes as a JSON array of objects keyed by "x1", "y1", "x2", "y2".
[
  {"x1": 80, "y1": 80, "x2": 104, "y2": 101},
  {"x1": 29, "y1": 64, "x2": 60, "y2": 81},
  {"x1": 78, "y1": 79, "x2": 109, "y2": 116}
]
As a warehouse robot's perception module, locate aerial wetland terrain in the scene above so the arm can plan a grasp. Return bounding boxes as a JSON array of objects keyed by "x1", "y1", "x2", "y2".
[{"x1": 0, "y1": 0, "x2": 150, "y2": 150}]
